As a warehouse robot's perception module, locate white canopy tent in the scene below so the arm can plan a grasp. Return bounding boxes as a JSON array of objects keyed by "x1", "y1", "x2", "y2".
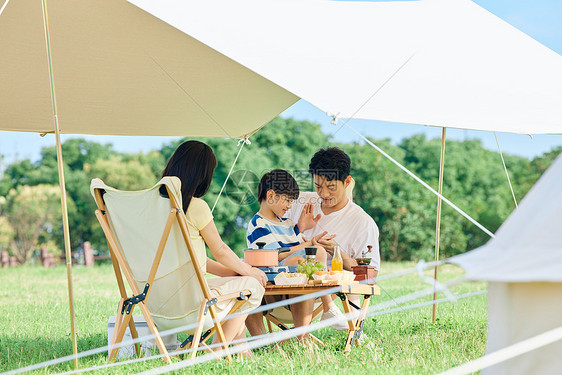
[
  {"x1": 131, "y1": 0, "x2": 562, "y2": 134},
  {"x1": 449, "y1": 154, "x2": 562, "y2": 375}
]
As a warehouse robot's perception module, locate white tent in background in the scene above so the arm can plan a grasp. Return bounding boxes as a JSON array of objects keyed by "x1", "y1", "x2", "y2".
[{"x1": 450, "y1": 154, "x2": 562, "y2": 375}]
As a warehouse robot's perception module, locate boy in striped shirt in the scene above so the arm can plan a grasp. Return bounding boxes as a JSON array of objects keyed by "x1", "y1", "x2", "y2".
[
  {"x1": 245, "y1": 169, "x2": 348, "y2": 334},
  {"x1": 246, "y1": 169, "x2": 330, "y2": 265}
]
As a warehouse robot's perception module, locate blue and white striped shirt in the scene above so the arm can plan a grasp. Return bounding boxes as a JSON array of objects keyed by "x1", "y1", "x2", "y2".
[{"x1": 246, "y1": 213, "x2": 303, "y2": 249}]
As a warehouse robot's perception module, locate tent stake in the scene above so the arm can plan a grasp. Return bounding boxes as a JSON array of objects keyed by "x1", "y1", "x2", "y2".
[
  {"x1": 41, "y1": 0, "x2": 78, "y2": 367},
  {"x1": 432, "y1": 127, "x2": 446, "y2": 323}
]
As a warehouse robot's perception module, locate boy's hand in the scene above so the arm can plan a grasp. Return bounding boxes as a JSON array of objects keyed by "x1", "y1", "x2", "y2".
[
  {"x1": 311, "y1": 231, "x2": 331, "y2": 244},
  {"x1": 297, "y1": 203, "x2": 321, "y2": 232},
  {"x1": 302, "y1": 231, "x2": 329, "y2": 247}
]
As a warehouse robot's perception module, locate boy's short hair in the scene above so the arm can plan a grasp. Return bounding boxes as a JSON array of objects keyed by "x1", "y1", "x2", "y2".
[
  {"x1": 258, "y1": 169, "x2": 300, "y2": 202},
  {"x1": 309, "y1": 147, "x2": 351, "y2": 182}
]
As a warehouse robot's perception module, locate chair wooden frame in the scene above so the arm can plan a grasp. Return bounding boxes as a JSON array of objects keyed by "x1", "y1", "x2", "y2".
[{"x1": 93, "y1": 183, "x2": 252, "y2": 364}]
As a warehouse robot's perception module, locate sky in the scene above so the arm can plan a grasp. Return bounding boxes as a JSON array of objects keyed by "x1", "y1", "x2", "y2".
[{"x1": 0, "y1": 0, "x2": 561, "y2": 168}]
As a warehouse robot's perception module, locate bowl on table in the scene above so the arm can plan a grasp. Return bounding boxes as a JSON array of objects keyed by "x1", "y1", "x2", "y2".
[{"x1": 356, "y1": 258, "x2": 371, "y2": 266}]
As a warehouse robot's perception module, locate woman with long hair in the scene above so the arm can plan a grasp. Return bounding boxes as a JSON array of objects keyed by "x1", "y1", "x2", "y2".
[{"x1": 161, "y1": 140, "x2": 267, "y2": 352}]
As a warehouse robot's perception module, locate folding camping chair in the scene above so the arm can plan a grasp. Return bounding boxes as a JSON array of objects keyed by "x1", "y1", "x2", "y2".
[{"x1": 91, "y1": 177, "x2": 254, "y2": 363}]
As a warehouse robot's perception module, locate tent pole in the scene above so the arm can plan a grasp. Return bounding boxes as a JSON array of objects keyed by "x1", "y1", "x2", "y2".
[
  {"x1": 41, "y1": 0, "x2": 78, "y2": 367},
  {"x1": 432, "y1": 127, "x2": 446, "y2": 323}
]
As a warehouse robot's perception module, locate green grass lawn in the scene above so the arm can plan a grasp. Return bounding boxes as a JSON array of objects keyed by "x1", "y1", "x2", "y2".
[{"x1": 0, "y1": 262, "x2": 487, "y2": 374}]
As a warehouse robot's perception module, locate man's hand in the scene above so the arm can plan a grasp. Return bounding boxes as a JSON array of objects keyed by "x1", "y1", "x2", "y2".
[
  {"x1": 297, "y1": 203, "x2": 321, "y2": 232},
  {"x1": 315, "y1": 236, "x2": 337, "y2": 255}
]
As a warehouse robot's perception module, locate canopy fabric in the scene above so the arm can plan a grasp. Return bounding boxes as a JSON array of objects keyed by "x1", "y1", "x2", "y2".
[
  {"x1": 450, "y1": 154, "x2": 562, "y2": 282},
  {"x1": 0, "y1": 0, "x2": 297, "y2": 138},
  {"x1": 131, "y1": 0, "x2": 562, "y2": 135}
]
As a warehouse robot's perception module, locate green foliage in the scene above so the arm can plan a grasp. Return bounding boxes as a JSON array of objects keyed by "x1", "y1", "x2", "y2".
[
  {"x1": 341, "y1": 134, "x2": 550, "y2": 261},
  {"x1": 0, "y1": 184, "x2": 70, "y2": 263},
  {"x1": 39, "y1": 240, "x2": 62, "y2": 256},
  {"x1": 0, "y1": 139, "x2": 163, "y2": 255},
  {"x1": 85, "y1": 155, "x2": 157, "y2": 190},
  {"x1": 0, "y1": 121, "x2": 559, "y2": 263},
  {"x1": 0, "y1": 215, "x2": 15, "y2": 252}
]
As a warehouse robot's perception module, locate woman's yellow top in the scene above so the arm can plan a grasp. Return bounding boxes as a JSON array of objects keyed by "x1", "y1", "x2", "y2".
[{"x1": 184, "y1": 197, "x2": 213, "y2": 273}]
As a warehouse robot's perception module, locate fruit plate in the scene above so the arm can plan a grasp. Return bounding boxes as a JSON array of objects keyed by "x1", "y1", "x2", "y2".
[
  {"x1": 308, "y1": 279, "x2": 359, "y2": 285},
  {"x1": 273, "y1": 273, "x2": 308, "y2": 285}
]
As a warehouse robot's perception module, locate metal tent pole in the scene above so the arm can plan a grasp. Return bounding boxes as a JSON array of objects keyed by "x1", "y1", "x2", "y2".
[
  {"x1": 41, "y1": 0, "x2": 78, "y2": 367},
  {"x1": 432, "y1": 127, "x2": 446, "y2": 323}
]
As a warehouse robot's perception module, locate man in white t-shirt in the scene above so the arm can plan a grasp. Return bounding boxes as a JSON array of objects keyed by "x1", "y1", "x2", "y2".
[{"x1": 287, "y1": 147, "x2": 380, "y2": 271}]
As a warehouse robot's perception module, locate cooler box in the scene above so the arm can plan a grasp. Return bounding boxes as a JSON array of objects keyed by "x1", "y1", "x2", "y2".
[{"x1": 107, "y1": 315, "x2": 178, "y2": 359}]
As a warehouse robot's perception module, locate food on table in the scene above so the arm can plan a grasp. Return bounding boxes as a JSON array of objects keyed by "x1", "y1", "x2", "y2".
[
  {"x1": 297, "y1": 259, "x2": 325, "y2": 280},
  {"x1": 314, "y1": 270, "x2": 356, "y2": 282},
  {"x1": 277, "y1": 272, "x2": 306, "y2": 278},
  {"x1": 273, "y1": 271, "x2": 308, "y2": 285}
]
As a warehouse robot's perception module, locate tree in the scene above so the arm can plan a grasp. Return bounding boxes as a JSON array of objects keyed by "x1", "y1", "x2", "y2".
[
  {"x1": 85, "y1": 155, "x2": 158, "y2": 190},
  {"x1": 0, "y1": 214, "x2": 15, "y2": 254},
  {"x1": 342, "y1": 134, "x2": 546, "y2": 261},
  {"x1": 342, "y1": 139, "x2": 444, "y2": 261},
  {"x1": 0, "y1": 185, "x2": 71, "y2": 264},
  {"x1": 0, "y1": 122, "x2": 559, "y2": 263},
  {"x1": 0, "y1": 139, "x2": 118, "y2": 252}
]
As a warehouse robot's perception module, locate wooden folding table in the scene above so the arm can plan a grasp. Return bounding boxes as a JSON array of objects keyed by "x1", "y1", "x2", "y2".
[{"x1": 264, "y1": 282, "x2": 380, "y2": 351}]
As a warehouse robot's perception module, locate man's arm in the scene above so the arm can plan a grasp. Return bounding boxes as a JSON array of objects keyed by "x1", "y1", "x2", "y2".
[
  {"x1": 350, "y1": 217, "x2": 380, "y2": 270},
  {"x1": 341, "y1": 250, "x2": 358, "y2": 271}
]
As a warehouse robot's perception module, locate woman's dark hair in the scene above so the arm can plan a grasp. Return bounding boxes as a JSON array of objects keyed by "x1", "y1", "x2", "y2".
[
  {"x1": 160, "y1": 140, "x2": 217, "y2": 212},
  {"x1": 257, "y1": 169, "x2": 300, "y2": 202},
  {"x1": 309, "y1": 147, "x2": 351, "y2": 182}
]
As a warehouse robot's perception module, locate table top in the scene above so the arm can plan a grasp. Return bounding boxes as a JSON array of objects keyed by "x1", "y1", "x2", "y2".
[{"x1": 265, "y1": 282, "x2": 380, "y2": 296}]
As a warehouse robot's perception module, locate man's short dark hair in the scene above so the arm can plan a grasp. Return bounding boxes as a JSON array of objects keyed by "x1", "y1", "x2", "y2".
[
  {"x1": 309, "y1": 147, "x2": 351, "y2": 182},
  {"x1": 258, "y1": 169, "x2": 300, "y2": 202}
]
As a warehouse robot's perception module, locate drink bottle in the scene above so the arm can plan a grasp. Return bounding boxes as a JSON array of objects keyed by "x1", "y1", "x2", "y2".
[{"x1": 331, "y1": 246, "x2": 343, "y2": 271}]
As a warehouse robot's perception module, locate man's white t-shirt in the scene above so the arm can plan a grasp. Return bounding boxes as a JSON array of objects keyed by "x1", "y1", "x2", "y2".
[{"x1": 286, "y1": 192, "x2": 380, "y2": 269}]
